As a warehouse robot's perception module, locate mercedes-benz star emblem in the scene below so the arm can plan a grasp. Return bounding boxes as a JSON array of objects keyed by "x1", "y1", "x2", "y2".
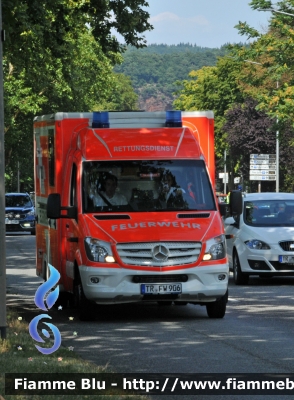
[{"x1": 152, "y1": 244, "x2": 169, "y2": 262}]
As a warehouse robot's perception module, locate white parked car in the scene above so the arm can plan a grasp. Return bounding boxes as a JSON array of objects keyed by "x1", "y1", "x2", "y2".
[{"x1": 224, "y1": 192, "x2": 294, "y2": 284}]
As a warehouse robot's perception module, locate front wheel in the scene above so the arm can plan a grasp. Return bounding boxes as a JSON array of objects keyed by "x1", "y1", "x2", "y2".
[
  {"x1": 206, "y1": 289, "x2": 228, "y2": 319},
  {"x1": 72, "y1": 280, "x2": 96, "y2": 321},
  {"x1": 53, "y1": 291, "x2": 71, "y2": 309},
  {"x1": 233, "y1": 251, "x2": 249, "y2": 285}
]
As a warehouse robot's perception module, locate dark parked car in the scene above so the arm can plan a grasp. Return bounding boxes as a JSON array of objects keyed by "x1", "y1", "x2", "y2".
[{"x1": 5, "y1": 192, "x2": 36, "y2": 235}]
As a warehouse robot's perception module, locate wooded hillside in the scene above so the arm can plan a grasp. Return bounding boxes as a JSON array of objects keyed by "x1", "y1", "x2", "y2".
[{"x1": 114, "y1": 43, "x2": 228, "y2": 111}]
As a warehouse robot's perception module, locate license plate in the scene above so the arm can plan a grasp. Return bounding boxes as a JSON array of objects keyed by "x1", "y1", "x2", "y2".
[
  {"x1": 141, "y1": 283, "x2": 182, "y2": 295},
  {"x1": 279, "y1": 255, "x2": 294, "y2": 263},
  {"x1": 5, "y1": 219, "x2": 19, "y2": 224}
]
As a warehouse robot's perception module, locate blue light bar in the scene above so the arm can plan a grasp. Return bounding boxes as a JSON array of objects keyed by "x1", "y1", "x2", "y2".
[
  {"x1": 92, "y1": 111, "x2": 109, "y2": 128},
  {"x1": 165, "y1": 111, "x2": 182, "y2": 127}
]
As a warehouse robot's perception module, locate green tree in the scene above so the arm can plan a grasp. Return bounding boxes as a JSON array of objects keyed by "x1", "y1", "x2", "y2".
[
  {"x1": 173, "y1": 57, "x2": 244, "y2": 158},
  {"x1": 224, "y1": 97, "x2": 294, "y2": 192},
  {"x1": 4, "y1": 30, "x2": 117, "y2": 191},
  {"x1": 3, "y1": 0, "x2": 153, "y2": 58},
  {"x1": 226, "y1": 0, "x2": 294, "y2": 190},
  {"x1": 231, "y1": 0, "x2": 294, "y2": 126},
  {"x1": 3, "y1": 0, "x2": 152, "y2": 191},
  {"x1": 95, "y1": 73, "x2": 139, "y2": 111}
]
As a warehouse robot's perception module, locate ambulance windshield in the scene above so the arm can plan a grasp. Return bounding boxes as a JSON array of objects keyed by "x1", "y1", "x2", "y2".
[{"x1": 82, "y1": 160, "x2": 216, "y2": 213}]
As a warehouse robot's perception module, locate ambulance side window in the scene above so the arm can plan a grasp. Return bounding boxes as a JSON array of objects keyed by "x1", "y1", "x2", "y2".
[{"x1": 70, "y1": 163, "x2": 77, "y2": 208}]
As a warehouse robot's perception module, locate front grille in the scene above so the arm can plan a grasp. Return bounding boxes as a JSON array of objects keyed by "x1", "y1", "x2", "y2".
[
  {"x1": 116, "y1": 241, "x2": 201, "y2": 267},
  {"x1": 279, "y1": 241, "x2": 294, "y2": 252}
]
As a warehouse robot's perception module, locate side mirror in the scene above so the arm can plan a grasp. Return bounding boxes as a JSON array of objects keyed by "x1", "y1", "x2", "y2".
[
  {"x1": 47, "y1": 193, "x2": 77, "y2": 220},
  {"x1": 230, "y1": 190, "x2": 243, "y2": 216},
  {"x1": 47, "y1": 193, "x2": 61, "y2": 219}
]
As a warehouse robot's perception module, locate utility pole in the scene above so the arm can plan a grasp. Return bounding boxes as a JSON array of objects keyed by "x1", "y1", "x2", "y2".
[
  {"x1": 0, "y1": 0, "x2": 6, "y2": 340},
  {"x1": 276, "y1": 81, "x2": 279, "y2": 193},
  {"x1": 17, "y1": 162, "x2": 20, "y2": 192},
  {"x1": 224, "y1": 149, "x2": 227, "y2": 195}
]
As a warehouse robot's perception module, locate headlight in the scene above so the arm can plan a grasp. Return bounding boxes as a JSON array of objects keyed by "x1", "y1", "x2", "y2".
[
  {"x1": 84, "y1": 238, "x2": 115, "y2": 263},
  {"x1": 245, "y1": 240, "x2": 270, "y2": 250},
  {"x1": 27, "y1": 210, "x2": 35, "y2": 216},
  {"x1": 203, "y1": 234, "x2": 226, "y2": 261}
]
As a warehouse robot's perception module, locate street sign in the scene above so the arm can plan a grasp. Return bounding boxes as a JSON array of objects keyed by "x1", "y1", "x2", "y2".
[
  {"x1": 219, "y1": 172, "x2": 228, "y2": 183},
  {"x1": 219, "y1": 173, "x2": 228, "y2": 178},
  {"x1": 250, "y1": 165, "x2": 276, "y2": 170},
  {"x1": 249, "y1": 175, "x2": 276, "y2": 181},
  {"x1": 250, "y1": 154, "x2": 276, "y2": 159},
  {"x1": 250, "y1": 170, "x2": 276, "y2": 175},
  {"x1": 250, "y1": 159, "x2": 276, "y2": 165},
  {"x1": 250, "y1": 154, "x2": 277, "y2": 181}
]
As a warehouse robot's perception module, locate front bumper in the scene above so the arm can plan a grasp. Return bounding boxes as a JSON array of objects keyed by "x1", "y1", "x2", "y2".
[
  {"x1": 238, "y1": 246, "x2": 294, "y2": 274},
  {"x1": 79, "y1": 264, "x2": 229, "y2": 305}
]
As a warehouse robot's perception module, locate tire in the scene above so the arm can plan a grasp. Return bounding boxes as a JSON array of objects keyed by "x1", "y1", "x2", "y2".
[
  {"x1": 72, "y1": 280, "x2": 96, "y2": 321},
  {"x1": 233, "y1": 251, "x2": 249, "y2": 285},
  {"x1": 206, "y1": 289, "x2": 228, "y2": 319},
  {"x1": 53, "y1": 291, "x2": 70, "y2": 309}
]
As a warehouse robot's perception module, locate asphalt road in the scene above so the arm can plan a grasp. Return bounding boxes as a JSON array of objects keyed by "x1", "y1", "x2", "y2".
[{"x1": 5, "y1": 233, "x2": 294, "y2": 400}]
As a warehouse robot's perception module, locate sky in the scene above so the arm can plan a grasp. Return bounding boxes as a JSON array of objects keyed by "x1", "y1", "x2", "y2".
[{"x1": 140, "y1": 0, "x2": 272, "y2": 48}]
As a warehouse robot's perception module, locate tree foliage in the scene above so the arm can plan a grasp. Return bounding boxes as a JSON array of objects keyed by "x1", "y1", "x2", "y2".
[
  {"x1": 173, "y1": 1, "x2": 294, "y2": 191},
  {"x1": 3, "y1": 0, "x2": 153, "y2": 57},
  {"x1": 224, "y1": 0, "x2": 294, "y2": 190},
  {"x1": 224, "y1": 98, "x2": 294, "y2": 191},
  {"x1": 94, "y1": 73, "x2": 139, "y2": 111},
  {"x1": 231, "y1": 0, "x2": 294, "y2": 125},
  {"x1": 173, "y1": 57, "x2": 244, "y2": 158},
  {"x1": 3, "y1": 0, "x2": 152, "y2": 191}
]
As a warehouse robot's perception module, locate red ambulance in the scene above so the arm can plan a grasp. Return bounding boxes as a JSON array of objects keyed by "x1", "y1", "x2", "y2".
[{"x1": 34, "y1": 111, "x2": 238, "y2": 320}]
